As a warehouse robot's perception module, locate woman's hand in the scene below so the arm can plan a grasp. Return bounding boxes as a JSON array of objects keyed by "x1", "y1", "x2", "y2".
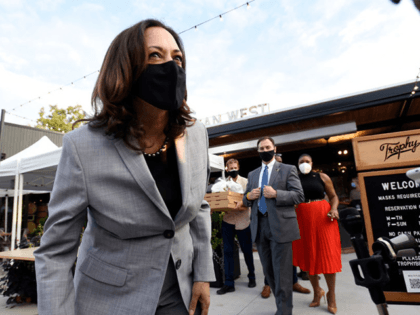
[
  {"x1": 327, "y1": 209, "x2": 339, "y2": 221},
  {"x1": 189, "y1": 281, "x2": 210, "y2": 315}
]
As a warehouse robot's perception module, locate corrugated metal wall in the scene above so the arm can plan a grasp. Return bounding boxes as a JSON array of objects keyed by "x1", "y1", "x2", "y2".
[{"x1": 1, "y1": 122, "x2": 64, "y2": 159}]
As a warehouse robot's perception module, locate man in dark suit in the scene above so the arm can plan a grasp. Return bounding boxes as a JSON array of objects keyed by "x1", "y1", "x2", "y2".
[
  {"x1": 243, "y1": 137, "x2": 304, "y2": 315},
  {"x1": 260, "y1": 152, "x2": 310, "y2": 299}
]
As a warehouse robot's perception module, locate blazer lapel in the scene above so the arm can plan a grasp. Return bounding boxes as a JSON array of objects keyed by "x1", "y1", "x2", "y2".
[
  {"x1": 269, "y1": 161, "x2": 281, "y2": 186},
  {"x1": 113, "y1": 138, "x2": 171, "y2": 219},
  {"x1": 174, "y1": 131, "x2": 189, "y2": 221}
]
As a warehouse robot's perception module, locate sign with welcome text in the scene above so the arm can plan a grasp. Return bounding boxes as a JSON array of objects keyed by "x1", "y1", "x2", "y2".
[
  {"x1": 353, "y1": 129, "x2": 420, "y2": 171},
  {"x1": 352, "y1": 129, "x2": 420, "y2": 304}
]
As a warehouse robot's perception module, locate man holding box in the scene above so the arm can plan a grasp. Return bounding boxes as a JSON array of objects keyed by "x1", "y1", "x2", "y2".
[
  {"x1": 243, "y1": 138, "x2": 304, "y2": 315},
  {"x1": 216, "y1": 159, "x2": 256, "y2": 295}
]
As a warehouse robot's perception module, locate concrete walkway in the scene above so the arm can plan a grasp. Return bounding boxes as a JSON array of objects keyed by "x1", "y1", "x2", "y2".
[
  {"x1": 209, "y1": 252, "x2": 419, "y2": 315},
  {"x1": 1, "y1": 252, "x2": 418, "y2": 315}
]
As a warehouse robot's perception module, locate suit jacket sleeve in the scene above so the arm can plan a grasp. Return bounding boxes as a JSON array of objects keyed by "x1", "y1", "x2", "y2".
[
  {"x1": 275, "y1": 165, "x2": 304, "y2": 206},
  {"x1": 34, "y1": 135, "x2": 88, "y2": 315},
  {"x1": 189, "y1": 125, "x2": 216, "y2": 282},
  {"x1": 243, "y1": 171, "x2": 253, "y2": 207}
]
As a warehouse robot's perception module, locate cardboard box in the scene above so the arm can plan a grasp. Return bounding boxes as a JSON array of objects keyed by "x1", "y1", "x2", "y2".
[{"x1": 204, "y1": 191, "x2": 245, "y2": 212}]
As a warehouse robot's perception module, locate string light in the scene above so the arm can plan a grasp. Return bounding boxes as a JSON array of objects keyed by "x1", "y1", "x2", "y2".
[
  {"x1": 410, "y1": 67, "x2": 420, "y2": 97},
  {"x1": 6, "y1": 111, "x2": 38, "y2": 124},
  {"x1": 7, "y1": 104, "x2": 87, "y2": 126},
  {"x1": 179, "y1": 0, "x2": 256, "y2": 34},
  {"x1": 12, "y1": 0, "x2": 256, "y2": 112},
  {"x1": 12, "y1": 70, "x2": 99, "y2": 111}
]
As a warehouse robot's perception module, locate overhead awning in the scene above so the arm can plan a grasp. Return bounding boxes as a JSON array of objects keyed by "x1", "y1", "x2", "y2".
[{"x1": 207, "y1": 81, "x2": 420, "y2": 158}]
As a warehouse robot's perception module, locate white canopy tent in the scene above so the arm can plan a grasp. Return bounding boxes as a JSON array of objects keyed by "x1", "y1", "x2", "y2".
[
  {"x1": 0, "y1": 136, "x2": 224, "y2": 250},
  {"x1": 209, "y1": 154, "x2": 224, "y2": 173},
  {"x1": 0, "y1": 136, "x2": 59, "y2": 250}
]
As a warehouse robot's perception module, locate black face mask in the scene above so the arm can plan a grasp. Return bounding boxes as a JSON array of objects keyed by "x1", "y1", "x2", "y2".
[
  {"x1": 259, "y1": 150, "x2": 275, "y2": 162},
  {"x1": 133, "y1": 61, "x2": 186, "y2": 111},
  {"x1": 226, "y1": 170, "x2": 239, "y2": 178}
]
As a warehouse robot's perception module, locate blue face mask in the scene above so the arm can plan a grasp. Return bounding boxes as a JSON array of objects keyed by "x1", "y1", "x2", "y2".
[{"x1": 351, "y1": 182, "x2": 356, "y2": 188}]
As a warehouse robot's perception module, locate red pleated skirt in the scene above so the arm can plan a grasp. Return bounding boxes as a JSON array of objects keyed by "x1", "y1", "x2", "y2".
[{"x1": 292, "y1": 200, "x2": 342, "y2": 275}]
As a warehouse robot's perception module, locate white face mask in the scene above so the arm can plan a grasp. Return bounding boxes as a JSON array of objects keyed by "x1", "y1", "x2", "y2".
[{"x1": 299, "y1": 162, "x2": 312, "y2": 174}]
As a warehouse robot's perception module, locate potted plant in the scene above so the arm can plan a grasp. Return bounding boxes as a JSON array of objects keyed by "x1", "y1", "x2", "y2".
[{"x1": 209, "y1": 211, "x2": 241, "y2": 288}]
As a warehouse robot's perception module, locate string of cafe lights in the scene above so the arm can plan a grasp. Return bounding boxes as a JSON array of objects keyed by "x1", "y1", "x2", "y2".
[
  {"x1": 179, "y1": 0, "x2": 254, "y2": 34},
  {"x1": 6, "y1": 109, "x2": 79, "y2": 133},
  {"x1": 11, "y1": 70, "x2": 99, "y2": 112},
  {"x1": 6, "y1": 111, "x2": 38, "y2": 124},
  {"x1": 13, "y1": 65, "x2": 418, "y2": 125},
  {"x1": 10, "y1": 0, "x2": 257, "y2": 117},
  {"x1": 410, "y1": 67, "x2": 420, "y2": 96}
]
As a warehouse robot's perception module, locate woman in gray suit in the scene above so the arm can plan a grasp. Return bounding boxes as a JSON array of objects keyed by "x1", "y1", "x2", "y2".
[{"x1": 34, "y1": 19, "x2": 215, "y2": 315}]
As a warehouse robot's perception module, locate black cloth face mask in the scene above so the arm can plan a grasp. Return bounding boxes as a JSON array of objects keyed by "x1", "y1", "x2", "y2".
[
  {"x1": 133, "y1": 61, "x2": 186, "y2": 111},
  {"x1": 226, "y1": 170, "x2": 239, "y2": 178},
  {"x1": 259, "y1": 150, "x2": 275, "y2": 162}
]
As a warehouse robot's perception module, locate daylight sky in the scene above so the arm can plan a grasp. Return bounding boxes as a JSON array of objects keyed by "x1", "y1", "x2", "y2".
[{"x1": 1, "y1": 0, "x2": 420, "y2": 127}]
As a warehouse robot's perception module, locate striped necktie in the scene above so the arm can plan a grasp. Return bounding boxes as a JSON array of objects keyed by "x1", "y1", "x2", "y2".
[{"x1": 259, "y1": 165, "x2": 268, "y2": 215}]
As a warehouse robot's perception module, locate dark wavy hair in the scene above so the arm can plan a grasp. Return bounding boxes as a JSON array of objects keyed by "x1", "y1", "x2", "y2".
[
  {"x1": 82, "y1": 19, "x2": 195, "y2": 152},
  {"x1": 298, "y1": 153, "x2": 312, "y2": 162}
]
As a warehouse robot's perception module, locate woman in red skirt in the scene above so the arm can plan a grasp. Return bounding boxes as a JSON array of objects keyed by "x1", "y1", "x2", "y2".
[{"x1": 293, "y1": 154, "x2": 341, "y2": 314}]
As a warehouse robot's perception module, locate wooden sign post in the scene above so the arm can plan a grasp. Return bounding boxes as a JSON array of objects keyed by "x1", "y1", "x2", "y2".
[{"x1": 353, "y1": 129, "x2": 420, "y2": 303}]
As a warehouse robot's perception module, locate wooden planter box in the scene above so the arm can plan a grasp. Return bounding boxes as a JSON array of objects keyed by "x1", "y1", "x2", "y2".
[{"x1": 204, "y1": 191, "x2": 245, "y2": 212}]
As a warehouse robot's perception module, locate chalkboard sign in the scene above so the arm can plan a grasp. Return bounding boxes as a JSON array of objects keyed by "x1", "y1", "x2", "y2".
[{"x1": 360, "y1": 168, "x2": 420, "y2": 303}]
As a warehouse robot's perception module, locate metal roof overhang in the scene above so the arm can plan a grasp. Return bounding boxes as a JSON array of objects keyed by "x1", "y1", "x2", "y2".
[{"x1": 207, "y1": 81, "x2": 420, "y2": 158}]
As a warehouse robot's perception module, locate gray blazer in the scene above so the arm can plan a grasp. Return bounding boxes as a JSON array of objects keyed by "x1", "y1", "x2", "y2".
[
  {"x1": 34, "y1": 122, "x2": 215, "y2": 315},
  {"x1": 243, "y1": 161, "x2": 304, "y2": 243}
]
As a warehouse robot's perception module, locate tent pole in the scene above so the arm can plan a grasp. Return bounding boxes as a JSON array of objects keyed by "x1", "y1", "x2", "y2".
[
  {"x1": 0, "y1": 109, "x2": 6, "y2": 163},
  {"x1": 4, "y1": 195, "x2": 8, "y2": 241},
  {"x1": 16, "y1": 174, "x2": 24, "y2": 247},
  {"x1": 11, "y1": 168, "x2": 19, "y2": 251}
]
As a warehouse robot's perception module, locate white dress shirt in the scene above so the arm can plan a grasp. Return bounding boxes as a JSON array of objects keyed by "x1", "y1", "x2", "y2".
[
  {"x1": 258, "y1": 158, "x2": 276, "y2": 188},
  {"x1": 258, "y1": 158, "x2": 276, "y2": 209}
]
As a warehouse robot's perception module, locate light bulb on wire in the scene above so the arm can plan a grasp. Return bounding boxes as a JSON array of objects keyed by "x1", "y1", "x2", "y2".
[{"x1": 219, "y1": 15, "x2": 223, "y2": 21}]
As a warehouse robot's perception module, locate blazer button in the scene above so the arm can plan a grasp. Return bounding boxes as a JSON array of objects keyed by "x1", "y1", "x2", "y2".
[
  {"x1": 175, "y1": 259, "x2": 182, "y2": 270},
  {"x1": 164, "y1": 230, "x2": 175, "y2": 239}
]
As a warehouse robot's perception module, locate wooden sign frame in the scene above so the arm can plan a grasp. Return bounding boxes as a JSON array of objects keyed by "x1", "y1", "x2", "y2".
[
  {"x1": 359, "y1": 168, "x2": 420, "y2": 303},
  {"x1": 353, "y1": 129, "x2": 420, "y2": 172}
]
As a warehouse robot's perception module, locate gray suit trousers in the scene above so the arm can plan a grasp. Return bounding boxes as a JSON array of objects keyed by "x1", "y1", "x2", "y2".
[{"x1": 256, "y1": 215, "x2": 293, "y2": 315}]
